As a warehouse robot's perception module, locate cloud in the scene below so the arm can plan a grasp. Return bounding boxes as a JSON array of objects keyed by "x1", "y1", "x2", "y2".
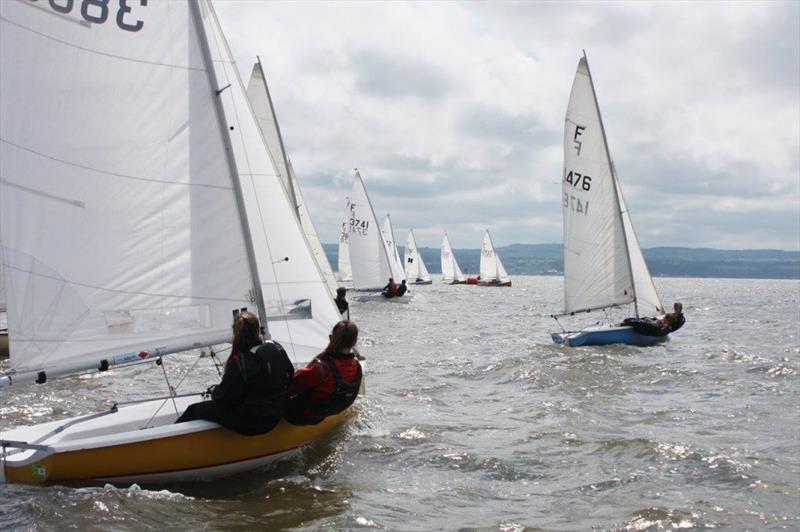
[{"x1": 215, "y1": 1, "x2": 800, "y2": 251}]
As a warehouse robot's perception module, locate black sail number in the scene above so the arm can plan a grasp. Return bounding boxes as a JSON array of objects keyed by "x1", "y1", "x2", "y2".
[{"x1": 35, "y1": 0, "x2": 147, "y2": 31}]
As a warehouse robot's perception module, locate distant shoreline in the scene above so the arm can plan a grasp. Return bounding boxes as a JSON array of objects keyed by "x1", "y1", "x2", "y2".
[{"x1": 324, "y1": 243, "x2": 800, "y2": 281}]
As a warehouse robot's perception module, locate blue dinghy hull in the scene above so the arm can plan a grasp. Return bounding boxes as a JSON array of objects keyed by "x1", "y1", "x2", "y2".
[{"x1": 551, "y1": 325, "x2": 668, "y2": 347}]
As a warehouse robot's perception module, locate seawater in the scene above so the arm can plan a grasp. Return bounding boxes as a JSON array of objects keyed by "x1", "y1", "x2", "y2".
[{"x1": 0, "y1": 276, "x2": 798, "y2": 530}]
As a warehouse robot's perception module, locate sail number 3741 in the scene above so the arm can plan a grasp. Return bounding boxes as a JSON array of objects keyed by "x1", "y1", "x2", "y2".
[{"x1": 30, "y1": 0, "x2": 147, "y2": 32}]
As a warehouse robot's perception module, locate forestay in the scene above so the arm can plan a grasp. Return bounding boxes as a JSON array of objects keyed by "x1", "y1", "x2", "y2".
[
  {"x1": 0, "y1": 1, "x2": 256, "y2": 378},
  {"x1": 196, "y1": 2, "x2": 341, "y2": 360},
  {"x1": 561, "y1": 56, "x2": 634, "y2": 315},
  {"x1": 381, "y1": 215, "x2": 406, "y2": 283},
  {"x1": 404, "y1": 230, "x2": 431, "y2": 282},
  {"x1": 337, "y1": 197, "x2": 353, "y2": 282},
  {"x1": 347, "y1": 172, "x2": 393, "y2": 290},
  {"x1": 245, "y1": 63, "x2": 339, "y2": 298},
  {"x1": 479, "y1": 230, "x2": 509, "y2": 282},
  {"x1": 441, "y1": 232, "x2": 466, "y2": 283}
]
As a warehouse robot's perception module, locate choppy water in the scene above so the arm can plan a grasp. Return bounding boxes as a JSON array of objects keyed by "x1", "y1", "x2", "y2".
[{"x1": 1, "y1": 276, "x2": 798, "y2": 530}]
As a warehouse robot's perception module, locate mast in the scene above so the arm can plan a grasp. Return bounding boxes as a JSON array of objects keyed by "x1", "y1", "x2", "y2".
[
  {"x1": 256, "y1": 56, "x2": 300, "y2": 214},
  {"x1": 581, "y1": 50, "x2": 639, "y2": 317},
  {"x1": 189, "y1": 1, "x2": 269, "y2": 335}
]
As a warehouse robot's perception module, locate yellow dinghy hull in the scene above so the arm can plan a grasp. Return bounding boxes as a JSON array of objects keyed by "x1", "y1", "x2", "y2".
[{"x1": 1, "y1": 394, "x2": 354, "y2": 485}]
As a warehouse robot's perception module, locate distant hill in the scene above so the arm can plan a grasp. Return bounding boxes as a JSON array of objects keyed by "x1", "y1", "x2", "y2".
[{"x1": 323, "y1": 243, "x2": 800, "y2": 280}]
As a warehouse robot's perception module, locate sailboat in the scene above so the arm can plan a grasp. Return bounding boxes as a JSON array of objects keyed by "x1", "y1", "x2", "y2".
[
  {"x1": 404, "y1": 230, "x2": 432, "y2": 285},
  {"x1": 478, "y1": 230, "x2": 512, "y2": 287},
  {"x1": 0, "y1": 0, "x2": 360, "y2": 485},
  {"x1": 441, "y1": 232, "x2": 467, "y2": 284},
  {"x1": 337, "y1": 196, "x2": 353, "y2": 284},
  {"x1": 381, "y1": 214, "x2": 407, "y2": 284},
  {"x1": 345, "y1": 172, "x2": 410, "y2": 302},
  {"x1": 245, "y1": 59, "x2": 339, "y2": 298},
  {"x1": 550, "y1": 53, "x2": 667, "y2": 347}
]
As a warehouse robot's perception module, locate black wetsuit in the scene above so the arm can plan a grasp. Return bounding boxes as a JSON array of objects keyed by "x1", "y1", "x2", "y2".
[
  {"x1": 176, "y1": 341, "x2": 294, "y2": 435},
  {"x1": 335, "y1": 297, "x2": 349, "y2": 314},
  {"x1": 396, "y1": 283, "x2": 408, "y2": 297}
]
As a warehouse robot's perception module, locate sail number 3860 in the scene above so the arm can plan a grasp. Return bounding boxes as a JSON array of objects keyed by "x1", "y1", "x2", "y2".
[{"x1": 30, "y1": 0, "x2": 147, "y2": 32}]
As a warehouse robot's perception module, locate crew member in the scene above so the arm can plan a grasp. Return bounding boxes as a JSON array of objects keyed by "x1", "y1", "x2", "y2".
[
  {"x1": 334, "y1": 287, "x2": 349, "y2": 318},
  {"x1": 286, "y1": 320, "x2": 363, "y2": 425},
  {"x1": 382, "y1": 277, "x2": 397, "y2": 298},
  {"x1": 176, "y1": 311, "x2": 294, "y2": 435},
  {"x1": 395, "y1": 279, "x2": 408, "y2": 297}
]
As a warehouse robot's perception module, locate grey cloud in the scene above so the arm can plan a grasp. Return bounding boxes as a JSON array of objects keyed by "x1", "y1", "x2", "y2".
[
  {"x1": 350, "y1": 50, "x2": 454, "y2": 100},
  {"x1": 458, "y1": 104, "x2": 556, "y2": 144}
]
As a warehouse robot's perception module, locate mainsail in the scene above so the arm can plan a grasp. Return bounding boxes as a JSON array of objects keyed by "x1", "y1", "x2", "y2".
[
  {"x1": 347, "y1": 171, "x2": 393, "y2": 290},
  {"x1": 0, "y1": 0, "x2": 259, "y2": 382},
  {"x1": 382, "y1": 214, "x2": 406, "y2": 282},
  {"x1": 479, "y1": 230, "x2": 510, "y2": 283},
  {"x1": 560, "y1": 54, "x2": 662, "y2": 317},
  {"x1": 337, "y1": 196, "x2": 353, "y2": 282},
  {"x1": 404, "y1": 230, "x2": 431, "y2": 282},
  {"x1": 441, "y1": 232, "x2": 466, "y2": 283},
  {"x1": 201, "y1": 3, "x2": 341, "y2": 360},
  {"x1": 245, "y1": 62, "x2": 339, "y2": 298}
]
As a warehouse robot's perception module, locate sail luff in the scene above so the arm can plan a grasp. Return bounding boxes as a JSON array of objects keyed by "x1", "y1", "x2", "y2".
[
  {"x1": 338, "y1": 196, "x2": 353, "y2": 282},
  {"x1": 581, "y1": 51, "x2": 638, "y2": 316},
  {"x1": 190, "y1": 0, "x2": 268, "y2": 333}
]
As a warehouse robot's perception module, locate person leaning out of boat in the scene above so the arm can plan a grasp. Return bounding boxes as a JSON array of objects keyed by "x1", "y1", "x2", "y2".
[
  {"x1": 176, "y1": 311, "x2": 294, "y2": 435},
  {"x1": 395, "y1": 279, "x2": 408, "y2": 297},
  {"x1": 622, "y1": 301, "x2": 685, "y2": 337},
  {"x1": 334, "y1": 286, "x2": 349, "y2": 318},
  {"x1": 658, "y1": 302, "x2": 685, "y2": 333},
  {"x1": 285, "y1": 320, "x2": 363, "y2": 426},
  {"x1": 382, "y1": 277, "x2": 398, "y2": 298}
]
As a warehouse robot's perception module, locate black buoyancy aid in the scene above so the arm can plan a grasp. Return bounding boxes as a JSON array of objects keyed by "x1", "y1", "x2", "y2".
[
  {"x1": 309, "y1": 355, "x2": 362, "y2": 417},
  {"x1": 239, "y1": 341, "x2": 293, "y2": 416}
]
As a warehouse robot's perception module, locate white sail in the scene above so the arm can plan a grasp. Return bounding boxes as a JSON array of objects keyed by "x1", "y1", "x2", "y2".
[
  {"x1": 441, "y1": 232, "x2": 466, "y2": 283},
  {"x1": 0, "y1": 259, "x2": 5, "y2": 313},
  {"x1": 348, "y1": 172, "x2": 393, "y2": 290},
  {"x1": 617, "y1": 182, "x2": 664, "y2": 316},
  {"x1": 200, "y1": 3, "x2": 340, "y2": 360},
  {"x1": 245, "y1": 63, "x2": 339, "y2": 298},
  {"x1": 479, "y1": 230, "x2": 510, "y2": 283},
  {"x1": 561, "y1": 56, "x2": 634, "y2": 315},
  {"x1": 337, "y1": 196, "x2": 353, "y2": 282},
  {"x1": 0, "y1": 1, "x2": 257, "y2": 377},
  {"x1": 381, "y1": 215, "x2": 406, "y2": 282},
  {"x1": 404, "y1": 230, "x2": 431, "y2": 282}
]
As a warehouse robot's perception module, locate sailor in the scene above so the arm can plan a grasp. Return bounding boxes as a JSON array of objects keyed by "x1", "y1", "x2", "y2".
[
  {"x1": 176, "y1": 311, "x2": 294, "y2": 435},
  {"x1": 382, "y1": 277, "x2": 397, "y2": 298},
  {"x1": 286, "y1": 320, "x2": 363, "y2": 426},
  {"x1": 658, "y1": 302, "x2": 685, "y2": 333},
  {"x1": 395, "y1": 279, "x2": 408, "y2": 297},
  {"x1": 334, "y1": 286, "x2": 349, "y2": 318}
]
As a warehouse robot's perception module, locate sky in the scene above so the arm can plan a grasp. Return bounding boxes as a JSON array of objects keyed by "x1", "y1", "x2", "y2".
[{"x1": 215, "y1": 1, "x2": 800, "y2": 251}]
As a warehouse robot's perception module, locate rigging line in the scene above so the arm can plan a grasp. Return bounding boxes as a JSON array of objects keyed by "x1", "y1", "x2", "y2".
[
  {"x1": 4, "y1": 263, "x2": 250, "y2": 303},
  {"x1": 206, "y1": 15, "x2": 299, "y2": 363},
  {"x1": 0, "y1": 139, "x2": 232, "y2": 191},
  {"x1": 0, "y1": 16, "x2": 206, "y2": 72},
  {"x1": 142, "y1": 357, "x2": 181, "y2": 429}
]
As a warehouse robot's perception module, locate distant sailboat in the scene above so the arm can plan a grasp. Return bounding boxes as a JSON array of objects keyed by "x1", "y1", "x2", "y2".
[
  {"x1": 346, "y1": 171, "x2": 410, "y2": 302},
  {"x1": 246, "y1": 59, "x2": 339, "y2": 298},
  {"x1": 404, "y1": 230, "x2": 432, "y2": 285},
  {"x1": 381, "y1": 214, "x2": 407, "y2": 283},
  {"x1": 440, "y1": 232, "x2": 467, "y2": 284},
  {"x1": 550, "y1": 53, "x2": 668, "y2": 347},
  {"x1": 478, "y1": 230, "x2": 512, "y2": 287}
]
